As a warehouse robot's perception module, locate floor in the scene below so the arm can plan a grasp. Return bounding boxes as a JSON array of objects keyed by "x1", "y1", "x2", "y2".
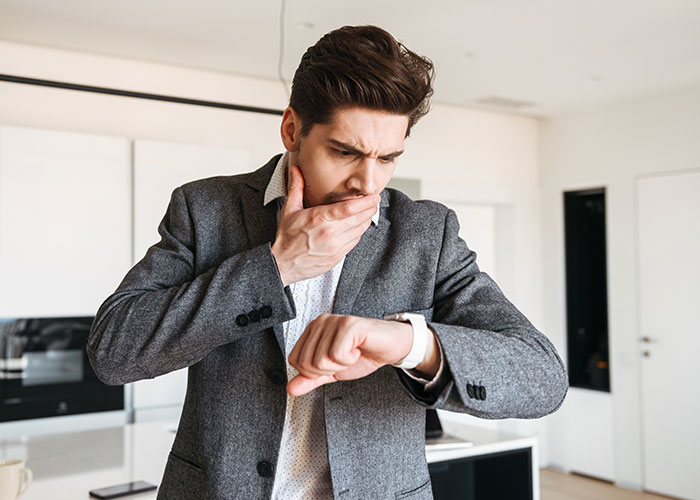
[{"x1": 540, "y1": 468, "x2": 677, "y2": 500}]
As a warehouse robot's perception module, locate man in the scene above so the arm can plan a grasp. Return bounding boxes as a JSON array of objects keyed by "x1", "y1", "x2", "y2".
[{"x1": 88, "y1": 25, "x2": 567, "y2": 500}]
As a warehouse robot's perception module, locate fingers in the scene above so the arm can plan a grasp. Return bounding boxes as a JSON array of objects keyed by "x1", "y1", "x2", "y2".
[
  {"x1": 314, "y1": 203, "x2": 376, "y2": 250},
  {"x1": 321, "y1": 194, "x2": 380, "y2": 222},
  {"x1": 285, "y1": 316, "x2": 382, "y2": 396},
  {"x1": 292, "y1": 324, "x2": 336, "y2": 377},
  {"x1": 289, "y1": 316, "x2": 356, "y2": 380},
  {"x1": 282, "y1": 164, "x2": 305, "y2": 215},
  {"x1": 313, "y1": 322, "x2": 353, "y2": 372}
]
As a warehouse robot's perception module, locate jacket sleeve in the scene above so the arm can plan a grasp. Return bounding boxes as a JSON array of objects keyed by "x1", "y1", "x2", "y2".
[
  {"x1": 86, "y1": 186, "x2": 296, "y2": 385},
  {"x1": 396, "y1": 208, "x2": 568, "y2": 419}
]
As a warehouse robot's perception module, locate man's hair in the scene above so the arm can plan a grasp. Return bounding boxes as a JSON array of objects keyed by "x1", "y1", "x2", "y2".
[{"x1": 289, "y1": 25, "x2": 435, "y2": 137}]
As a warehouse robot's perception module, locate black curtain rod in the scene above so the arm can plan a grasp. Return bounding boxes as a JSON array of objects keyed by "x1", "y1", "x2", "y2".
[{"x1": 0, "y1": 73, "x2": 284, "y2": 116}]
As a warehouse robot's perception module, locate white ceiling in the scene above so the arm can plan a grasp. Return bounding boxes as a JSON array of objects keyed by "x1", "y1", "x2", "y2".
[{"x1": 1, "y1": 0, "x2": 699, "y2": 117}]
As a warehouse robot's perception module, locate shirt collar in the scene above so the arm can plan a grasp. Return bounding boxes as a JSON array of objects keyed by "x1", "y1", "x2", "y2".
[{"x1": 263, "y1": 152, "x2": 380, "y2": 225}]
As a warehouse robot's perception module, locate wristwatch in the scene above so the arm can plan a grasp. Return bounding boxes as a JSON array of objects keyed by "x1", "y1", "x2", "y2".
[{"x1": 384, "y1": 312, "x2": 429, "y2": 369}]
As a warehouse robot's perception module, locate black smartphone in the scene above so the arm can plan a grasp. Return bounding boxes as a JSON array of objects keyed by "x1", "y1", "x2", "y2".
[{"x1": 89, "y1": 480, "x2": 158, "y2": 499}]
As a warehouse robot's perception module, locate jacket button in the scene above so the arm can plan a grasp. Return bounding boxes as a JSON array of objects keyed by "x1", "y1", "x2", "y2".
[
  {"x1": 268, "y1": 369, "x2": 285, "y2": 386},
  {"x1": 260, "y1": 305, "x2": 273, "y2": 319},
  {"x1": 467, "y1": 383, "x2": 475, "y2": 399},
  {"x1": 478, "y1": 385, "x2": 487, "y2": 400},
  {"x1": 236, "y1": 314, "x2": 249, "y2": 327},
  {"x1": 257, "y1": 460, "x2": 274, "y2": 478},
  {"x1": 248, "y1": 309, "x2": 261, "y2": 323}
]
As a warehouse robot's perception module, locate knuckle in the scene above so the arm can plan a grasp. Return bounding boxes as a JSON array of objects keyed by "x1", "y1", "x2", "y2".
[
  {"x1": 311, "y1": 210, "x2": 325, "y2": 224},
  {"x1": 340, "y1": 315, "x2": 354, "y2": 329},
  {"x1": 329, "y1": 346, "x2": 349, "y2": 365},
  {"x1": 328, "y1": 347, "x2": 343, "y2": 364},
  {"x1": 317, "y1": 358, "x2": 334, "y2": 372}
]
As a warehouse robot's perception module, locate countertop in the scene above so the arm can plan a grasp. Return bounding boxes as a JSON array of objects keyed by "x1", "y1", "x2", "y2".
[{"x1": 1, "y1": 419, "x2": 536, "y2": 499}]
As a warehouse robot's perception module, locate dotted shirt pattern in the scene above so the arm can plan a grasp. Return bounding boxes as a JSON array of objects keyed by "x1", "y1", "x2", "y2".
[
  {"x1": 269, "y1": 258, "x2": 345, "y2": 500},
  {"x1": 264, "y1": 153, "x2": 444, "y2": 499}
]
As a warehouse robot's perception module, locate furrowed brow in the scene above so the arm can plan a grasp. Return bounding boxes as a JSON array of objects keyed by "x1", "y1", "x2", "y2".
[{"x1": 327, "y1": 139, "x2": 403, "y2": 159}]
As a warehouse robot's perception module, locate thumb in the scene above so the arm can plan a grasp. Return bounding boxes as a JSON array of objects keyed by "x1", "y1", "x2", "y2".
[
  {"x1": 283, "y1": 164, "x2": 305, "y2": 214},
  {"x1": 287, "y1": 373, "x2": 336, "y2": 396}
]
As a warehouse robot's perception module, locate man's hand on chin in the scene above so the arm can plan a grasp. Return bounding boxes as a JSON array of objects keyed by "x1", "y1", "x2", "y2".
[
  {"x1": 270, "y1": 165, "x2": 379, "y2": 287},
  {"x1": 286, "y1": 314, "x2": 439, "y2": 396}
]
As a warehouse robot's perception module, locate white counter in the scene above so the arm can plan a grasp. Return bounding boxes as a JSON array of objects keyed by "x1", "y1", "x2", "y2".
[
  {"x1": 0, "y1": 420, "x2": 537, "y2": 499},
  {"x1": 0, "y1": 422, "x2": 175, "y2": 500}
]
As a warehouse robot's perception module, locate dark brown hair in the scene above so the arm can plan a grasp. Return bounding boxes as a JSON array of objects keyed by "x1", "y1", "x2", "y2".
[{"x1": 289, "y1": 25, "x2": 434, "y2": 137}]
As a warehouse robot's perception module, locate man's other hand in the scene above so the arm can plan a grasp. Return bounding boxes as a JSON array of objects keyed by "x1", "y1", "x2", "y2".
[
  {"x1": 270, "y1": 165, "x2": 379, "y2": 287},
  {"x1": 286, "y1": 314, "x2": 439, "y2": 396}
]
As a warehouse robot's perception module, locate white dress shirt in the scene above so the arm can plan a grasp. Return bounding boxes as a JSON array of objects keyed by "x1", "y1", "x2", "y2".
[{"x1": 264, "y1": 152, "x2": 444, "y2": 500}]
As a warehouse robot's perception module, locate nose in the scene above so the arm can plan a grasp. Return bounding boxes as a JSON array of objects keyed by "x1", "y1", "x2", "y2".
[{"x1": 347, "y1": 157, "x2": 378, "y2": 195}]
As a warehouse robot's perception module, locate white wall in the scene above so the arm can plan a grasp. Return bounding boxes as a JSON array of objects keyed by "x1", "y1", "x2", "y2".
[
  {"x1": 0, "y1": 40, "x2": 552, "y2": 462},
  {"x1": 540, "y1": 84, "x2": 700, "y2": 488}
]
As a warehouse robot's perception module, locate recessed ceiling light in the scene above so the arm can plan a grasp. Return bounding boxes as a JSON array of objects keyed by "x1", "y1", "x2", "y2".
[
  {"x1": 297, "y1": 21, "x2": 315, "y2": 29},
  {"x1": 460, "y1": 51, "x2": 475, "y2": 59},
  {"x1": 476, "y1": 96, "x2": 535, "y2": 110},
  {"x1": 591, "y1": 75, "x2": 602, "y2": 82}
]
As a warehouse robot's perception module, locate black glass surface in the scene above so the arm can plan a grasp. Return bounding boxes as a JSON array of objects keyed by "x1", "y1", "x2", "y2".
[
  {"x1": 0, "y1": 316, "x2": 123, "y2": 422},
  {"x1": 429, "y1": 448, "x2": 532, "y2": 500},
  {"x1": 563, "y1": 189, "x2": 610, "y2": 392}
]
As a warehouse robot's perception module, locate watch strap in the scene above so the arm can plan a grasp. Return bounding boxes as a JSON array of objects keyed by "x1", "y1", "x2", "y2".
[{"x1": 384, "y1": 312, "x2": 428, "y2": 369}]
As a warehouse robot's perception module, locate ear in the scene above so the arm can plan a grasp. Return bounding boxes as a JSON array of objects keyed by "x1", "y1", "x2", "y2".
[{"x1": 280, "y1": 107, "x2": 302, "y2": 152}]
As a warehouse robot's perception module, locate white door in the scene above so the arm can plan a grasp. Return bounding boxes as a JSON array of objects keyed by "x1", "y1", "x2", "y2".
[
  {"x1": 637, "y1": 170, "x2": 700, "y2": 500},
  {"x1": 131, "y1": 140, "x2": 250, "y2": 419}
]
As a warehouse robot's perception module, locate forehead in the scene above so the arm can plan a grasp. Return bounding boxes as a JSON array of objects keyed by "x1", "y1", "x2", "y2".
[{"x1": 312, "y1": 107, "x2": 409, "y2": 153}]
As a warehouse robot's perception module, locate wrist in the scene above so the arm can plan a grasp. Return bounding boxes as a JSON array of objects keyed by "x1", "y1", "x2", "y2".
[
  {"x1": 413, "y1": 328, "x2": 439, "y2": 377},
  {"x1": 270, "y1": 243, "x2": 291, "y2": 287}
]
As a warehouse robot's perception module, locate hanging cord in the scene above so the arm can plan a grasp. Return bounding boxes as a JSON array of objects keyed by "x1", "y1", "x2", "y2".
[{"x1": 278, "y1": 0, "x2": 290, "y2": 100}]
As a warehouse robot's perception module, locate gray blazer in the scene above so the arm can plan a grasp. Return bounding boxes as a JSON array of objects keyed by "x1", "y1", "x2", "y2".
[{"x1": 87, "y1": 154, "x2": 567, "y2": 500}]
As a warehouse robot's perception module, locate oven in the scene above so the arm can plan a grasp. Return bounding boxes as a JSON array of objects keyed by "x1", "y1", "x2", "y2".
[{"x1": 0, "y1": 316, "x2": 123, "y2": 422}]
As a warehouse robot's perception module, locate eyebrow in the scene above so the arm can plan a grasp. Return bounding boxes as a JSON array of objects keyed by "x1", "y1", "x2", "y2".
[{"x1": 327, "y1": 139, "x2": 404, "y2": 160}]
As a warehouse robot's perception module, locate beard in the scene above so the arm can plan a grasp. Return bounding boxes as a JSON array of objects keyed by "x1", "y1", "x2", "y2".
[{"x1": 321, "y1": 190, "x2": 366, "y2": 205}]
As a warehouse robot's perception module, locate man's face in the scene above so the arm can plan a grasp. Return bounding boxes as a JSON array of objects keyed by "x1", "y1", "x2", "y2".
[{"x1": 282, "y1": 107, "x2": 409, "y2": 208}]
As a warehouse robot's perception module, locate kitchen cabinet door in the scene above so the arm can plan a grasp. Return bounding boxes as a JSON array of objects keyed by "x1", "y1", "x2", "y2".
[
  {"x1": 131, "y1": 140, "x2": 250, "y2": 416},
  {"x1": 0, "y1": 125, "x2": 131, "y2": 318}
]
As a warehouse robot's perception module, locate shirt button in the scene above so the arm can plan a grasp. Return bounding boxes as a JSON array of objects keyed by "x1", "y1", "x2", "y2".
[
  {"x1": 257, "y1": 460, "x2": 274, "y2": 478},
  {"x1": 248, "y1": 309, "x2": 261, "y2": 323},
  {"x1": 236, "y1": 314, "x2": 249, "y2": 327},
  {"x1": 260, "y1": 305, "x2": 273, "y2": 319}
]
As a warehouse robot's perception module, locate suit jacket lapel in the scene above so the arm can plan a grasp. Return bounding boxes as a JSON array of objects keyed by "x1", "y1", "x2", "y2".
[
  {"x1": 332, "y1": 191, "x2": 391, "y2": 316},
  {"x1": 240, "y1": 154, "x2": 281, "y2": 249},
  {"x1": 240, "y1": 155, "x2": 287, "y2": 353}
]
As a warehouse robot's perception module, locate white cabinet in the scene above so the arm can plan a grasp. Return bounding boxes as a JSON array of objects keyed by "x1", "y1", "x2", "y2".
[
  {"x1": 0, "y1": 128, "x2": 254, "y2": 424},
  {"x1": 129, "y1": 140, "x2": 250, "y2": 420},
  {"x1": 0, "y1": 126, "x2": 131, "y2": 318}
]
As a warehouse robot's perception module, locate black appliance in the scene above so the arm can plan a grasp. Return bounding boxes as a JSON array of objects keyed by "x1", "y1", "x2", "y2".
[
  {"x1": 0, "y1": 316, "x2": 123, "y2": 422},
  {"x1": 426, "y1": 410, "x2": 532, "y2": 499}
]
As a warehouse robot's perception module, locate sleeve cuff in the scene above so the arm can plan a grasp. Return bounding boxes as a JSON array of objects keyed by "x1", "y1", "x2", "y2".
[{"x1": 401, "y1": 333, "x2": 445, "y2": 391}]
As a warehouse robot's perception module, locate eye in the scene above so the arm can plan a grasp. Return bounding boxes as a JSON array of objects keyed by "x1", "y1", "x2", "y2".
[
  {"x1": 336, "y1": 150, "x2": 353, "y2": 158},
  {"x1": 379, "y1": 157, "x2": 396, "y2": 164}
]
